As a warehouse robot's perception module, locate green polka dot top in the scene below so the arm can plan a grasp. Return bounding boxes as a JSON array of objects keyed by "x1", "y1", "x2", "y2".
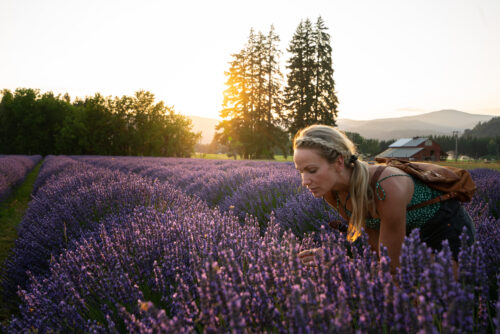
[{"x1": 339, "y1": 174, "x2": 444, "y2": 231}]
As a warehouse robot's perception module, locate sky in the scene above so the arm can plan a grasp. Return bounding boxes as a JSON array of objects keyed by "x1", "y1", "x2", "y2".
[{"x1": 1, "y1": 0, "x2": 499, "y2": 121}]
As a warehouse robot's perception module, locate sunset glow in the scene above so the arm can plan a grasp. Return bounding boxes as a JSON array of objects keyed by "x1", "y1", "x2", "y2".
[{"x1": 1, "y1": 0, "x2": 499, "y2": 120}]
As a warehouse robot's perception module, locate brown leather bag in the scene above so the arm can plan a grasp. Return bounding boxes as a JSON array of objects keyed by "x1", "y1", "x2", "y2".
[{"x1": 373, "y1": 158, "x2": 477, "y2": 210}]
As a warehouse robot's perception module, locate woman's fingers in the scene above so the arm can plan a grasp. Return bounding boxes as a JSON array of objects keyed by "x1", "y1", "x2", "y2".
[
  {"x1": 298, "y1": 248, "x2": 323, "y2": 265},
  {"x1": 299, "y1": 254, "x2": 315, "y2": 261},
  {"x1": 298, "y1": 249, "x2": 314, "y2": 257}
]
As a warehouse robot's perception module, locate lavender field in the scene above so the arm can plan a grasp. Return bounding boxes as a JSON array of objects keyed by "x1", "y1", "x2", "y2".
[
  {"x1": 1, "y1": 155, "x2": 499, "y2": 333},
  {"x1": 0, "y1": 155, "x2": 42, "y2": 202}
]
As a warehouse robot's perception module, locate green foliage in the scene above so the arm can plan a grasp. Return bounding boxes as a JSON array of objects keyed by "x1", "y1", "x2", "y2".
[
  {"x1": 0, "y1": 88, "x2": 71, "y2": 155},
  {"x1": 435, "y1": 161, "x2": 500, "y2": 171},
  {"x1": 486, "y1": 139, "x2": 497, "y2": 156},
  {"x1": 345, "y1": 132, "x2": 385, "y2": 157},
  {"x1": 430, "y1": 134, "x2": 500, "y2": 160},
  {"x1": 0, "y1": 161, "x2": 42, "y2": 324},
  {"x1": 0, "y1": 89, "x2": 200, "y2": 157},
  {"x1": 216, "y1": 17, "x2": 339, "y2": 160},
  {"x1": 428, "y1": 118, "x2": 500, "y2": 159},
  {"x1": 284, "y1": 17, "x2": 339, "y2": 137},
  {"x1": 378, "y1": 139, "x2": 396, "y2": 154},
  {"x1": 216, "y1": 26, "x2": 286, "y2": 159},
  {"x1": 462, "y1": 117, "x2": 500, "y2": 138}
]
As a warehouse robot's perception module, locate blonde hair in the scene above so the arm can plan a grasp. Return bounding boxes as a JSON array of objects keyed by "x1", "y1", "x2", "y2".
[{"x1": 293, "y1": 124, "x2": 373, "y2": 242}]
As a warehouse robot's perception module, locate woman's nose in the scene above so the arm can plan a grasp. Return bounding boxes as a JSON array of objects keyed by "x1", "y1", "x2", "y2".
[{"x1": 302, "y1": 175, "x2": 310, "y2": 186}]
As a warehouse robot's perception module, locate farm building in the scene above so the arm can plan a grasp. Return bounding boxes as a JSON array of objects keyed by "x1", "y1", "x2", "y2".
[{"x1": 376, "y1": 137, "x2": 442, "y2": 161}]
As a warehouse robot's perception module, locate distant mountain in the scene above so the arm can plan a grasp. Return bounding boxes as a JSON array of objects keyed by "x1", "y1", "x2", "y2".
[
  {"x1": 189, "y1": 110, "x2": 496, "y2": 143},
  {"x1": 188, "y1": 115, "x2": 219, "y2": 144},
  {"x1": 462, "y1": 116, "x2": 500, "y2": 138},
  {"x1": 337, "y1": 110, "x2": 494, "y2": 140}
]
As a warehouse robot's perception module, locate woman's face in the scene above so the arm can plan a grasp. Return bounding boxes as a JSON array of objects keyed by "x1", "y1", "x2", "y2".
[{"x1": 293, "y1": 147, "x2": 343, "y2": 198}]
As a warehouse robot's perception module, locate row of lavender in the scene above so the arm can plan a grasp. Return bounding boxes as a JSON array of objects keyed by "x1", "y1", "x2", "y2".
[
  {"x1": 0, "y1": 155, "x2": 42, "y2": 202},
  {"x1": 73, "y1": 156, "x2": 500, "y2": 318},
  {"x1": 73, "y1": 156, "x2": 343, "y2": 234},
  {"x1": 2, "y1": 155, "x2": 499, "y2": 332},
  {"x1": 75, "y1": 156, "x2": 500, "y2": 232}
]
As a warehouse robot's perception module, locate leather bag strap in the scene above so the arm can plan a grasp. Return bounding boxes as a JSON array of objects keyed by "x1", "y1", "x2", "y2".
[
  {"x1": 370, "y1": 165, "x2": 387, "y2": 192},
  {"x1": 407, "y1": 192, "x2": 458, "y2": 211},
  {"x1": 371, "y1": 164, "x2": 456, "y2": 211}
]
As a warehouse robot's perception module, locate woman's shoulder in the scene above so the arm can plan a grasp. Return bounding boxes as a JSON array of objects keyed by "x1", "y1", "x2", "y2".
[
  {"x1": 368, "y1": 164, "x2": 410, "y2": 182},
  {"x1": 369, "y1": 165, "x2": 414, "y2": 202}
]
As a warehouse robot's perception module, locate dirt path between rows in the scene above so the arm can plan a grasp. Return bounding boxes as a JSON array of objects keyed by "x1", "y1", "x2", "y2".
[{"x1": 0, "y1": 160, "x2": 42, "y2": 327}]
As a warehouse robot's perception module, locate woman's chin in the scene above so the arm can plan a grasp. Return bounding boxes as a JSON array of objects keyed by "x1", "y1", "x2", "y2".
[{"x1": 310, "y1": 190, "x2": 323, "y2": 198}]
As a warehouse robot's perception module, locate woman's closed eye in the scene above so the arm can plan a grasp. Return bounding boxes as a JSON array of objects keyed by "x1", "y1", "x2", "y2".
[{"x1": 296, "y1": 167, "x2": 317, "y2": 174}]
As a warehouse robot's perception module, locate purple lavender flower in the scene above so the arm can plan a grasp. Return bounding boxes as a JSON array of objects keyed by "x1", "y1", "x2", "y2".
[
  {"x1": 0, "y1": 155, "x2": 41, "y2": 201},
  {"x1": 3, "y1": 158, "x2": 498, "y2": 333}
]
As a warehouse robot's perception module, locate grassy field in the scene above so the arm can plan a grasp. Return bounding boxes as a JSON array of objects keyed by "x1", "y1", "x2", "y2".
[
  {"x1": 434, "y1": 160, "x2": 500, "y2": 171},
  {"x1": 192, "y1": 152, "x2": 293, "y2": 162},
  {"x1": 192, "y1": 153, "x2": 500, "y2": 171},
  {"x1": 0, "y1": 162, "x2": 42, "y2": 324}
]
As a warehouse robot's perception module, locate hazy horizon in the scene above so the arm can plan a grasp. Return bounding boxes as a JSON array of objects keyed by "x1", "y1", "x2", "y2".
[
  {"x1": 188, "y1": 108, "x2": 498, "y2": 122},
  {"x1": 1, "y1": 0, "x2": 499, "y2": 121}
]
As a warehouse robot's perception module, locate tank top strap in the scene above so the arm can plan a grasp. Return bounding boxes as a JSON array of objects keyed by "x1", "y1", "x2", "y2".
[
  {"x1": 370, "y1": 165, "x2": 387, "y2": 191},
  {"x1": 371, "y1": 165, "x2": 412, "y2": 201}
]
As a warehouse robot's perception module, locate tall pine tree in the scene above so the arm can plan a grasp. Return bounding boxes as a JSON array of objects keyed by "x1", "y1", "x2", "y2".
[
  {"x1": 284, "y1": 19, "x2": 315, "y2": 137},
  {"x1": 285, "y1": 17, "x2": 338, "y2": 137},
  {"x1": 216, "y1": 26, "x2": 285, "y2": 159}
]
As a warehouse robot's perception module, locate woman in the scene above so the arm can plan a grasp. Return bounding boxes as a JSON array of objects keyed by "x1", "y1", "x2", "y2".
[{"x1": 294, "y1": 124, "x2": 475, "y2": 274}]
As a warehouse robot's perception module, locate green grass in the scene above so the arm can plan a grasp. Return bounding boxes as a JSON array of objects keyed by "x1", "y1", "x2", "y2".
[
  {"x1": 191, "y1": 152, "x2": 293, "y2": 161},
  {"x1": 0, "y1": 161, "x2": 42, "y2": 326},
  {"x1": 191, "y1": 153, "x2": 238, "y2": 160},
  {"x1": 435, "y1": 160, "x2": 500, "y2": 171},
  {"x1": 191, "y1": 153, "x2": 500, "y2": 170}
]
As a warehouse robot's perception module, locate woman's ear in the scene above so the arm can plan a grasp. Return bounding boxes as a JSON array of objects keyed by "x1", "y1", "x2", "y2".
[{"x1": 335, "y1": 155, "x2": 345, "y2": 170}]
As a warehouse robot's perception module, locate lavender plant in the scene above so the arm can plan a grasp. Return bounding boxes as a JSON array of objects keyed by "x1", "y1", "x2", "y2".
[
  {"x1": 182, "y1": 167, "x2": 269, "y2": 206},
  {"x1": 1, "y1": 157, "x2": 207, "y2": 301},
  {"x1": 7, "y1": 211, "x2": 495, "y2": 333},
  {"x1": 468, "y1": 168, "x2": 500, "y2": 218},
  {"x1": 0, "y1": 155, "x2": 41, "y2": 201},
  {"x1": 7, "y1": 205, "x2": 259, "y2": 332},
  {"x1": 2, "y1": 156, "x2": 498, "y2": 333},
  {"x1": 219, "y1": 169, "x2": 301, "y2": 231},
  {"x1": 274, "y1": 189, "x2": 346, "y2": 236}
]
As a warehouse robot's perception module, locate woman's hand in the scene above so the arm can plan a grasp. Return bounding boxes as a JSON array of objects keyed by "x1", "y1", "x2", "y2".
[
  {"x1": 329, "y1": 220, "x2": 348, "y2": 232},
  {"x1": 298, "y1": 248, "x2": 324, "y2": 265}
]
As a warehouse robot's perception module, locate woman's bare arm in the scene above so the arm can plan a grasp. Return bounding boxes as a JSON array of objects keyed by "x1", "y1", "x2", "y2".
[{"x1": 374, "y1": 174, "x2": 412, "y2": 273}]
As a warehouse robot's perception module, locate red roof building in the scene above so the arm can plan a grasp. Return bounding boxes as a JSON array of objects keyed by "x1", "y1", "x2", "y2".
[{"x1": 376, "y1": 137, "x2": 442, "y2": 161}]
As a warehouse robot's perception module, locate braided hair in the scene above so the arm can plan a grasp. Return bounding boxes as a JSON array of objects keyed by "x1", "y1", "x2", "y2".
[{"x1": 293, "y1": 124, "x2": 373, "y2": 242}]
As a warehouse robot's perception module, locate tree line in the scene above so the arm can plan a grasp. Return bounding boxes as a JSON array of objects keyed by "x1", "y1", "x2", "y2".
[
  {"x1": 0, "y1": 88, "x2": 200, "y2": 157},
  {"x1": 429, "y1": 117, "x2": 500, "y2": 159},
  {"x1": 344, "y1": 132, "x2": 499, "y2": 161},
  {"x1": 215, "y1": 17, "x2": 339, "y2": 159},
  {"x1": 213, "y1": 17, "x2": 500, "y2": 161},
  {"x1": 344, "y1": 132, "x2": 394, "y2": 158},
  {"x1": 462, "y1": 117, "x2": 500, "y2": 138},
  {"x1": 430, "y1": 135, "x2": 499, "y2": 159},
  {"x1": 346, "y1": 132, "x2": 499, "y2": 160}
]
